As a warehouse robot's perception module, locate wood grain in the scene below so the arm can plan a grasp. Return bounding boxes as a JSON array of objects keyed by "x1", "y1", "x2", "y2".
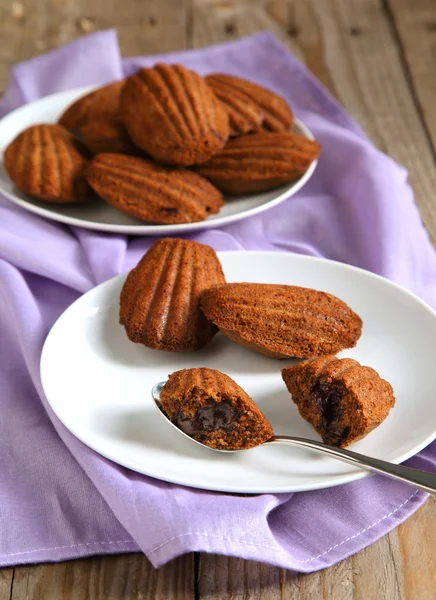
[
  {"x1": 0, "y1": 568, "x2": 13, "y2": 600},
  {"x1": 191, "y1": 0, "x2": 290, "y2": 48},
  {"x1": 10, "y1": 553, "x2": 194, "y2": 599},
  {"x1": 386, "y1": 0, "x2": 436, "y2": 153},
  {"x1": 198, "y1": 554, "x2": 282, "y2": 599},
  {"x1": 0, "y1": 0, "x2": 190, "y2": 92},
  {"x1": 352, "y1": 531, "x2": 403, "y2": 600},
  {"x1": 397, "y1": 496, "x2": 436, "y2": 600}
]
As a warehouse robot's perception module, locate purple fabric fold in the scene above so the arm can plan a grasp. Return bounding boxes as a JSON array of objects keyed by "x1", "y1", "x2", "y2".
[{"x1": 1, "y1": 29, "x2": 435, "y2": 571}]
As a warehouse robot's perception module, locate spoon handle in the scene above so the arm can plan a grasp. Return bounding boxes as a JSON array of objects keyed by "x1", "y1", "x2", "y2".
[{"x1": 267, "y1": 436, "x2": 436, "y2": 494}]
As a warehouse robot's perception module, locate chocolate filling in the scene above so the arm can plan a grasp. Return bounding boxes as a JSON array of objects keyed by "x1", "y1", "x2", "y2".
[
  {"x1": 310, "y1": 380, "x2": 350, "y2": 446},
  {"x1": 159, "y1": 207, "x2": 179, "y2": 214},
  {"x1": 172, "y1": 400, "x2": 235, "y2": 439}
]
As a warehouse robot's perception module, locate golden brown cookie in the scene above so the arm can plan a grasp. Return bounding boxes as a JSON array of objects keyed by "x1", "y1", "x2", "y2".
[
  {"x1": 282, "y1": 356, "x2": 395, "y2": 447},
  {"x1": 205, "y1": 74, "x2": 293, "y2": 132},
  {"x1": 85, "y1": 153, "x2": 223, "y2": 224},
  {"x1": 120, "y1": 64, "x2": 230, "y2": 165},
  {"x1": 120, "y1": 239, "x2": 226, "y2": 351},
  {"x1": 206, "y1": 76, "x2": 264, "y2": 137},
  {"x1": 160, "y1": 368, "x2": 274, "y2": 450},
  {"x1": 77, "y1": 119, "x2": 137, "y2": 155},
  {"x1": 58, "y1": 80, "x2": 124, "y2": 131},
  {"x1": 200, "y1": 283, "x2": 362, "y2": 358},
  {"x1": 194, "y1": 131, "x2": 320, "y2": 195},
  {"x1": 4, "y1": 124, "x2": 91, "y2": 203}
]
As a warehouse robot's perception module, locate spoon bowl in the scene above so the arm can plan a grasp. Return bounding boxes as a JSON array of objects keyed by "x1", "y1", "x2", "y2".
[
  {"x1": 153, "y1": 380, "x2": 436, "y2": 494},
  {"x1": 152, "y1": 381, "x2": 242, "y2": 453}
]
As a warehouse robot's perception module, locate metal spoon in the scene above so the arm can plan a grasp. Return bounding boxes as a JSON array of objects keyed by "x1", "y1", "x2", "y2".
[{"x1": 152, "y1": 381, "x2": 436, "y2": 494}]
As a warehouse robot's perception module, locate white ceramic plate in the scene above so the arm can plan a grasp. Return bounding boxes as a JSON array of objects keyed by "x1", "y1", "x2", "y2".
[
  {"x1": 40, "y1": 252, "x2": 436, "y2": 493},
  {"x1": 0, "y1": 86, "x2": 318, "y2": 235}
]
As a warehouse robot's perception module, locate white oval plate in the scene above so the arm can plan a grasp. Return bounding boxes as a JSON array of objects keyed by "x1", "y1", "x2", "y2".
[
  {"x1": 40, "y1": 252, "x2": 436, "y2": 493},
  {"x1": 0, "y1": 86, "x2": 318, "y2": 235}
]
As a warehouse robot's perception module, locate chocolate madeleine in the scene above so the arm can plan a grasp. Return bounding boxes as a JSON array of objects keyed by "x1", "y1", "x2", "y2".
[
  {"x1": 194, "y1": 132, "x2": 320, "y2": 195},
  {"x1": 200, "y1": 283, "x2": 362, "y2": 358},
  {"x1": 205, "y1": 74, "x2": 293, "y2": 132},
  {"x1": 160, "y1": 368, "x2": 274, "y2": 450},
  {"x1": 77, "y1": 119, "x2": 137, "y2": 155},
  {"x1": 119, "y1": 239, "x2": 226, "y2": 351},
  {"x1": 59, "y1": 80, "x2": 124, "y2": 131},
  {"x1": 206, "y1": 76, "x2": 264, "y2": 137},
  {"x1": 120, "y1": 64, "x2": 230, "y2": 165},
  {"x1": 4, "y1": 124, "x2": 91, "y2": 203},
  {"x1": 85, "y1": 153, "x2": 223, "y2": 224},
  {"x1": 282, "y1": 356, "x2": 395, "y2": 447}
]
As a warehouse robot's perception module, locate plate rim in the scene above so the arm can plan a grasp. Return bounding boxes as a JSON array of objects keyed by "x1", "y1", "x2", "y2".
[
  {"x1": 40, "y1": 251, "x2": 436, "y2": 493},
  {"x1": 0, "y1": 86, "x2": 318, "y2": 235}
]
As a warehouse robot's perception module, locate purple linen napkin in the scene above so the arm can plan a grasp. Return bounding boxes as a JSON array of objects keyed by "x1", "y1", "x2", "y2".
[{"x1": 1, "y1": 30, "x2": 436, "y2": 571}]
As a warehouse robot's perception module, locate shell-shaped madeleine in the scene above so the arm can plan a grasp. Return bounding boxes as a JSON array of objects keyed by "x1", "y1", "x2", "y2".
[
  {"x1": 206, "y1": 76, "x2": 264, "y2": 137},
  {"x1": 160, "y1": 368, "x2": 274, "y2": 449},
  {"x1": 77, "y1": 119, "x2": 137, "y2": 155},
  {"x1": 85, "y1": 153, "x2": 223, "y2": 224},
  {"x1": 200, "y1": 283, "x2": 362, "y2": 358},
  {"x1": 205, "y1": 74, "x2": 293, "y2": 132},
  {"x1": 4, "y1": 124, "x2": 91, "y2": 203},
  {"x1": 281, "y1": 356, "x2": 395, "y2": 447},
  {"x1": 58, "y1": 80, "x2": 125, "y2": 131},
  {"x1": 120, "y1": 64, "x2": 230, "y2": 165},
  {"x1": 194, "y1": 132, "x2": 321, "y2": 195},
  {"x1": 119, "y1": 239, "x2": 226, "y2": 351}
]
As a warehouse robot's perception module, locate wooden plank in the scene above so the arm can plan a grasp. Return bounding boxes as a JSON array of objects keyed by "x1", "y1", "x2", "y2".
[
  {"x1": 281, "y1": 562, "x2": 349, "y2": 600},
  {"x1": 0, "y1": 568, "x2": 13, "y2": 600},
  {"x1": 321, "y1": 557, "x2": 354, "y2": 600},
  {"x1": 352, "y1": 532, "x2": 403, "y2": 600},
  {"x1": 192, "y1": 0, "x2": 290, "y2": 48},
  {"x1": 385, "y1": 0, "x2": 436, "y2": 153},
  {"x1": 197, "y1": 553, "x2": 366, "y2": 599},
  {"x1": 198, "y1": 554, "x2": 284, "y2": 599},
  {"x1": 397, "y1": 497, "x2": 436, "y2": 600},
  {"x1": 10, "y1": 553, "x2": 195, "y2": 600},
  {"x1": 297, "y1": 570, "x2": 322, "y2": 599},
  {"x1": 0, "y1": 0, "x2": 190, "y2": 93}
]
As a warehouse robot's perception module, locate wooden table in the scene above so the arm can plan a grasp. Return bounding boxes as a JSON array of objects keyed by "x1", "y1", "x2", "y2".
[{"x1": 1, "y1": 0, "x2": 435, "y2": 597}]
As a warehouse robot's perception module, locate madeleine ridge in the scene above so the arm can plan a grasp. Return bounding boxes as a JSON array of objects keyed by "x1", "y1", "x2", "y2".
[
  {"x1": 281, "y1": 356, "x2": 395, "y2": 447},
  {"x1": 194, "y1": 132, "x2": 321, "y2": 195},
  {"x1": 200, "y1": 283, "x2": 362, "y2": 358},
  {"x1": 120, "y1": 63, "x2": 230, "y2": 165},
  {"x1": 4, "y1": 124, "x2": 91, "y2": 203},
  {"x1": 160, "y1": 368, "x2": 274, "y2": 449},
  {"x1": 119, "y1": 239, "x2": 226, "y2": 351},
  {"x1": 205, "y1": 73, "x2": 293, "y2": 132},
  {"x1": 206, "y1": 76, "x2": 264, "y2": 137},
  {"x1": 85, "y1": 153, "x2": 223, "y2": 224}
]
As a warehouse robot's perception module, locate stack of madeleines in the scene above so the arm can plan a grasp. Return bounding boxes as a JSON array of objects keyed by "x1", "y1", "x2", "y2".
[
  {"x1": 120, "y1": 238, "x2": 395, "y2": 449},
  {"x1": 3, "y1": 65, "x2": 321, "y2": 224}
]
